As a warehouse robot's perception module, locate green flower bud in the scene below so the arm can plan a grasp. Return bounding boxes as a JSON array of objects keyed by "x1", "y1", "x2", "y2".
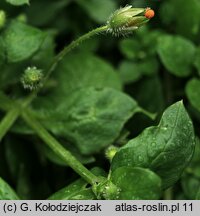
[
  {"x1": 0, "y1": 10, "x2": 6, "y2": 30},
  {"x1": 107, "y1": 5, "x2": 153, "y2": 36},
  {"x1": 21, "y1": 66, "x2": 43, "y2": 91},
  {"x1": 17, "y1": 14, "x2": 27, "y2": 23},
  {"x1": 105, "y1": 145, "x2": 118, "y2": 162}
]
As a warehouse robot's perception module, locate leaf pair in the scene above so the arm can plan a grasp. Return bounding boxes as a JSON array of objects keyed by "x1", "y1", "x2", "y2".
[{"x1": 109, "y1": 101, "x2": 195, "y2": 199}]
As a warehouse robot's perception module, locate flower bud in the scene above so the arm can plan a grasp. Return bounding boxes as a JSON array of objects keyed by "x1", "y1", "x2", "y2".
[
  {"x1": 0, "y1": 10, "x2": 6, "y2": 30},
  {"x1": 107, "y1": 6, "x2": 154, "y2": 36},
  {"x1": 105, "y1": 145, "x2": 118, "y2": 162},
  {"x1": 17, "y1": 14, "x2": 27, "y2": 23},
  {"x1": 21, "y1": 66, "x2": 43, "y2": 91}
]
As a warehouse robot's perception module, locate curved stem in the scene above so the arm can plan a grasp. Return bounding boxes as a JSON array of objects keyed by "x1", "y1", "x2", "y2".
[
  {"x1": 25, "y1": 25, "x2": 109, "y2": 104},
  {"x1": 44, "y1": 25, "x2": 108, "y2": 84}
]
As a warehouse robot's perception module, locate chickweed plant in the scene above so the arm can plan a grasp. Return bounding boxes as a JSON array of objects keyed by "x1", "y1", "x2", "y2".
[{"x1": 0, "y1": 0, "x2": 199, "y2": 200}]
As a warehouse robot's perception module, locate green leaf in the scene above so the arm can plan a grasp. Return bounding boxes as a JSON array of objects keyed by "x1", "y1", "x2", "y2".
[
  {"x1": 111, "y1": 101, "x2": 196, "y2": 189},
  {"x1": 6, "y1": 0, "x2": 29, "y2": 6},
  {"x1": 48, "y1": 178, "x2": 95, "y2": 200},
  {"x1": 111, "y1": 167, "x2": 161, "y2": 200},
  {"x1": 2, "y1": 20, "x2": 45, "y2": 63},
  {"x1": 0, "y1": 177, "x2": 19, "y2": 200},
  {"x1": 186, "y1": 78, "x2": 200, "y2": 112},
  {"x1": 157, "y1": 35, "x2": 195, "y2": 77},
  {"x1": 0, "y1": 31, "x2": 55, "y2": 88},
  {"x1": 76, "y1": 0, "x2": 117, "y2": 23},
  {"x1": 34, "y1": 87, "x2": 144, "y2": 155}
]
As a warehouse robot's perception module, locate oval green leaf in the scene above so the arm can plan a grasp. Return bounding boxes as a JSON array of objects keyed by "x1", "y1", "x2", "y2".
[
  {"x1": 2, "y1": 20, "x2": 45, "y2": 63},
  {"x1": 157, "y1": 35, "x2": 195, "y2": 77},
  {"x1": 54, "y1": 52, "x2": 122, "y2": 97}
]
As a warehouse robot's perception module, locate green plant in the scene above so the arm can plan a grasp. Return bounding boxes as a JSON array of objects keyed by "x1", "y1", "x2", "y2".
[{"x1": 0, "y1": 0, "x2": 199, "y2": 200}]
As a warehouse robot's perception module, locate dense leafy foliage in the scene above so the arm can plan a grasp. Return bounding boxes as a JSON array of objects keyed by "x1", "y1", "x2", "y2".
[{"x1": 0, "y1": 0, "x2": 199, "y2": 200}]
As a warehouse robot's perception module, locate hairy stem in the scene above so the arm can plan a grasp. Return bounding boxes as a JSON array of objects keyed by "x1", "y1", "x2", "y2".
[
  {"x1": 44, "y1": 25, "x2": 108, "y2": 84},
  {"x1": 29, "y1": 25, "x2": 109, "y2": 99},
  {"x1": 22, "y1": 110, "x2": 99, "y2": 185}
]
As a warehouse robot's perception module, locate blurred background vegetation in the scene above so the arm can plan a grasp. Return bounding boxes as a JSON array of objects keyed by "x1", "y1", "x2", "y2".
[{"x1": 0, "y1": 0, "x2": 200, "y2": 199}]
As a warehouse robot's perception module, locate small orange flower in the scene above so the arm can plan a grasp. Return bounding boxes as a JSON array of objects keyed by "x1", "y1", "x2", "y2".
[{"x1": 145, "y1": 8, "x2": 155, "y2": 19}]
